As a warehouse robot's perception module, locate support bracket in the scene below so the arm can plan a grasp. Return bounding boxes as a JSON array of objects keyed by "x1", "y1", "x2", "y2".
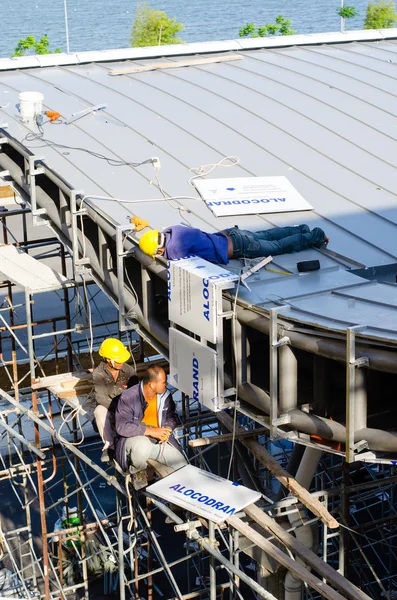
[
  {"x1": 269, "y1": 306, "x2": 290, "y2": 439},
  {"x1": 28, "y1": 155, "x2": 47, "y2": 227},
  {"x1": 70, "y1": 189, "x2": 90, "y2": 276},
  {"x1": 345, "y1": 325, "x2": 369, "y2": 463},
  {"x1": 116, "y1": 224, "x2": 137, "y2": 333}
]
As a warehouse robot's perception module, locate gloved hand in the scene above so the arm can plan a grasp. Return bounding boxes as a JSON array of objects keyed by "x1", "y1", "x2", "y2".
[{"x1": 130, "y1": 215, "x2": 149, "y2": 232}]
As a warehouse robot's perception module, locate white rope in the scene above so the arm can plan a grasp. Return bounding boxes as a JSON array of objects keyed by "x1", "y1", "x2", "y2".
[
  {"x1": 188, "y1": 156, "x2": 240, "y2": 188},
  {"x1": 125, "y1": 472, "x2": 135, "y2": 532},
  {"x1": 57, "y1": 401, "x2": 85, "y2": 446}
]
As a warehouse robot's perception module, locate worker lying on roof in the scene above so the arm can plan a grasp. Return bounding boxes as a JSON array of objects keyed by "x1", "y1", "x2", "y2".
[{"x1": 138, "y1": 224, "x2": 328, "y2": 264}]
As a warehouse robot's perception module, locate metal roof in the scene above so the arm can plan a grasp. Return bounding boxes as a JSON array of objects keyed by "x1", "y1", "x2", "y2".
[{"x1": 1, "y1": 32, "x2": 397, "y2": 343}]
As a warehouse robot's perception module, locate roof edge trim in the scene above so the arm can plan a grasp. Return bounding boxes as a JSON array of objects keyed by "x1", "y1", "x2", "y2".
[{"x1": 1, "y1": 28, "x2": 397, "y2": 71}]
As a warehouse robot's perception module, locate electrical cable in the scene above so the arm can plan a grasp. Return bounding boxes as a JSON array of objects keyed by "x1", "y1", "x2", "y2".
[
  {"x1": 22, "y1": 120, "x2": 157, "y2": 169},
  {"x1": 153, "y1": 165, "x2": 193, "y2": 226}
]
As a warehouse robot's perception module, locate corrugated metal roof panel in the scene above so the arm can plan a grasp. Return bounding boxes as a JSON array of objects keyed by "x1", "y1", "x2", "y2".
[{"x1": 1, "y1": 37, "x2": 397, "y2": 343}]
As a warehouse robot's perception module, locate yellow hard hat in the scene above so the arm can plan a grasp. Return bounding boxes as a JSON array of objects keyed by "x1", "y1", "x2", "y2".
[
  {"x1": 99, "y1": 338, "x2": 131, "y2": 363},
  {"x1": 139, "y1": 230, "x2": 160, "y2": 257}
]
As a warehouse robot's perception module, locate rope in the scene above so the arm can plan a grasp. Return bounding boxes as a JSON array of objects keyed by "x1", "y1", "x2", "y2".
[
  {"x1": 125, "y1": 472, "x2": 135, "y2": 532},
  {"x1": 188, "y1": 156, "x2": 240, "y2": 188},
  {"x1": 57, "y1": 401, "x2": 85, "y2": 446}
]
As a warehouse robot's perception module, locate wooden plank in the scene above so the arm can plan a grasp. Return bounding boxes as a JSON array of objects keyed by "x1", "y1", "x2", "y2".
[
  {"x1": 33, "y1": 358, "x2": 169, "y2": 390},
  {"x1": 32, "y1": 371, "x2": 92, "y2": 389},
  {"x1": 228, "y1": 516, "x2": 346, "y2": 600},
  {"x1": 189, "y1": 426, "x2": 268, "y2": 447},
  {"x1": 61, "y1": 377, "x2": 93, "y2": 389},
  {"x1": 147, "y1": 459, "x2": 174, "y2": 478},
  {"x1": 0, "y1": 185, "x2": 14, "y2": 199},
  {"x1": 217, "y1": 411, "x2": 339, "y2": 530},
  {"x1": 109, "y1": 54, "x2": 242, "y2": 76},
  {"x1": 57, "y1": 385, "x2": 93, "y2": 398},
  {"x1": 244, "y1": 504, "x2": 371, "y2": 600}
]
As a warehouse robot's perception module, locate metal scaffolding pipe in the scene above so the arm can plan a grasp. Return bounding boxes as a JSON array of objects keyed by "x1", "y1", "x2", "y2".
[
  {"x1": 237, "y1": 384, "x2": 397, "y2": 453},
  {"x1": 0, "y1": 418, "x2": 46, "y2": 459},
  {"x1": 146, "y1": 495, "x2": 277, "y2": 600}
]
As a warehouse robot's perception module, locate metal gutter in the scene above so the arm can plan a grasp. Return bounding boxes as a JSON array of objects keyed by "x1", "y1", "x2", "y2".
[{"x1": 0, "y1": 29, "x2": 397, "y2": 71}]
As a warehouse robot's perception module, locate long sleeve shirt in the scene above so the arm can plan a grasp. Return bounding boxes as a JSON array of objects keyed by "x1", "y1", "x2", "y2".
[
  {"x1": 163, "y1": 225, "x2": 229, "y2": 264},
  {"x1": 92, "y1": 361, "x2": 138, "y2": 411},
  {"x1": 115, "y1": 383, "x2": 181, "y2": 470}
]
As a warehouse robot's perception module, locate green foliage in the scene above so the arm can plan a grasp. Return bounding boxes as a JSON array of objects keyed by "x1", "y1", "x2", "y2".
[
  {"x1": 364, "y1": 0, "x2": 397, "y2": 28},
  {"x1": 338, "y1": 5, "x2": 359, "y2": 18},
  {"x1": 239, "y1": 15, "x2": 295, "y2": 38},
  {"x1": 239, "y1": 23, "x2": 256, "y2": 37},
  {"x1": 131, "y1": 3, "x2": 184, "y2": 47},
  {"x1": 12, "y1": 34, "x2": 61, "y2": 57}
]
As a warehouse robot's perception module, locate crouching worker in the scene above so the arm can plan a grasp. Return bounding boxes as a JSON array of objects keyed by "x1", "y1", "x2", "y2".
[
  {"x1": 93, "y1": 338, "x2": 138, "y2": 463},
  {"x1": 114, "y1": 366, "x2": 187, "y2": 477}
]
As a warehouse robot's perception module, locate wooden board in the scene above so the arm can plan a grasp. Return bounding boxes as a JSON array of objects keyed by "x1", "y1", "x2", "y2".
[
  {"x1": 0, "y1": 185, "x2": 14, "y2": 199},
  {"x1": 217, "y1": 411, "x2": 339, "y2": 530},
  {"x1": 244, "y1": 504, "x2": 371, "y2": 600},
  {"x1": 109, "y1": 54, "x2": 242, "y2": 76},
  {"x1": 228, "y1": 515, "x2": 347, "y2": 600}
]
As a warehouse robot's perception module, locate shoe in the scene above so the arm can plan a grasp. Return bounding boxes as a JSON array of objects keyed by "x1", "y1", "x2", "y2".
[
  {"x1": 132, "y1": 470, "x2": 148, "y2": 491},
  {"x1": 100, "y1": 448, "x2": 115, "y2": 463},
  {"x1": 311, "y1": 227, "x2": 328, "y2": 249},
  {"x1": 165, "y1": 503, "x2": 185, "y2": 523},
  {"x1": 165, "y1": 515, "x2": 177, "y2": 524}
]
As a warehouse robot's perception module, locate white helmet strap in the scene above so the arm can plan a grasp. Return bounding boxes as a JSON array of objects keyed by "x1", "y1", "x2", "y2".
[{"x1": 158, "y1": 232, "x2": 165, "y2": 250}]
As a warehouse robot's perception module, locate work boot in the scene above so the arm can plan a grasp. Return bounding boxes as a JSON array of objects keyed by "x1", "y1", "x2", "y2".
[
  {"x1": 165, "y1": 503, "x2": 185, "y2": 524},
  {"x1": 132, "y1": 470, "x2": 148, "y2": 491},
  {"x1": 100, "y1": 448, "x2": 115, "y2": 463}
]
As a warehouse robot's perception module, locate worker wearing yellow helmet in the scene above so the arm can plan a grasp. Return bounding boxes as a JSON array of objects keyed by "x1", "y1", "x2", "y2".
[
  {"x1": 93, "y1": 338, "x2": 138, "y2": 462},
  {"x1": 139, "y1": 230, "x2": 165, "y2": 258},
  {"x1": 139, "y1": 224, "x2": 328, "y2": 264}
]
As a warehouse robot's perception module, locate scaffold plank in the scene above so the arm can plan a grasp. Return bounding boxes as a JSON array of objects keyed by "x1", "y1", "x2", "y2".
[
  {"x1": 217, "y1": 411, "x2": 339, "y2": 529},
  {"x1": 244, "y1": 504, "x2": 371, "y2": 600},
  {"x1": 0, "y1": 244, "x2": 69, "y2": 292},
  {"x1": 228, "y1": 515, "x2": 347, "y2": 600},
  {"x1": 189, "y1": 427, "x2": 268, "y2": 447}
]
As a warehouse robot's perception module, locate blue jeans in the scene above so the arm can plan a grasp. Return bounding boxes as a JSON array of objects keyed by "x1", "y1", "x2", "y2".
[{"x1": 223, "y1": 225, "x2": 325, "y2": 259}]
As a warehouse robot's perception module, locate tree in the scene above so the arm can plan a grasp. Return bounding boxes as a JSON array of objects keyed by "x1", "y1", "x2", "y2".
[
  {"x1": 364, "y1": 0, "x2": 397, "y2": 28},
  {"x1": 337, "y1": 4, "x2": 359, "y2": 32},
  {"x1": 338, "y1": 5, "x2": 358, "y2": 18},
  {"x1": 239, "y1": 15, "x2": 295, "y2": 38},
  {"x1": 130, "y1": 3, "x2": 184, "y2": 48},
  {"x1": 12, "y1": 34, "x2": 61, "y2": 57}
]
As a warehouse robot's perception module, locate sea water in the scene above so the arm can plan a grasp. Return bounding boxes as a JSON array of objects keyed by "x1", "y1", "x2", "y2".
[{"x1": 2, "y1": 0, "x2": 374, "y2": 59}]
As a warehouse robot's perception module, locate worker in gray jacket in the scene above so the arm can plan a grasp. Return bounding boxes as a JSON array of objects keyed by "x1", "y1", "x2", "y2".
[
  {"x1": 115, "y1": 365, "x2": 187, "y2": 475},
  {"x1": 93, "y1": 338, "x2": 138, "y2": 462}
]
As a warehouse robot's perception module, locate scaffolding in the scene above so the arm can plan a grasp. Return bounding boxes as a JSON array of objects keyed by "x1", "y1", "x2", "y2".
[{"x1": 0, "y1": 166, "x2": 396, "y2": 600}]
